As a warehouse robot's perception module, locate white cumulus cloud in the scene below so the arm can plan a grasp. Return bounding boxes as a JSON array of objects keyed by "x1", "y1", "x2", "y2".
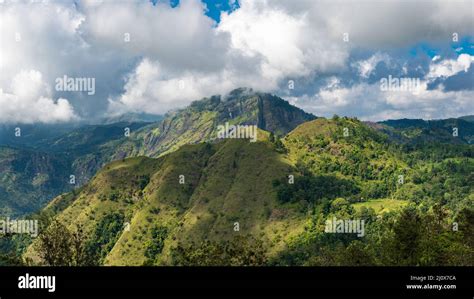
[
  {"x1": 427, "y1": 53, "x2": 474, "y2": 79},
  {"x1": 293, "y1": 76, "x2": 474, "y2": 121},
  {"x1": 0, "y1": 70, "x2": 78, "y2": 123}
]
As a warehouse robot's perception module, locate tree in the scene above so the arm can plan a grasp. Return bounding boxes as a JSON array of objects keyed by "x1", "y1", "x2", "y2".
[
  {"x1": 35, "y1": 220, "x2": 73, "y2": 266},
  {"x1": 144, "y1": 226, "x2": 168, "y2": 264},
  {"x1": 171, "y1": 235, "x2": 267, "y2": 266},
  {"x1": 85, "y1": 213, "x2": 125, "y2": 264},
  {"x1": 35, "y1": 220, "x2": 95, "y2": 266},
  {"x1": 339, "y1": 240, "x2": 375, "y2": 266},
  {"x1": 269, "y1": 132, "x2": 275, "y2": 143},
  {"x1": 390, "y1": 207, "x2": 422, "y2": 265},
  {"x1": 456, "y1": 208, "x2": 474, "y2": 248},
  {"x1": 71, "y1": 224, "x2": 96, "y2": 266}
]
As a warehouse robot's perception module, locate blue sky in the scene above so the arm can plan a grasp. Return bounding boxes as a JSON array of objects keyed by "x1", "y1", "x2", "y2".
[
  {"x1": 153, "y1": 0, "x2": 239, "y2": 22},
  {"x1": 0, "y1": 0, "x2": 473, "y2": 123}
]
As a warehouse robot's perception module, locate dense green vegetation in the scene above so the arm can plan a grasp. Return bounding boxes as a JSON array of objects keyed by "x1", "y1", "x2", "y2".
[
  {"x1": 273, "y1": 174, "x2": 360, "y2": 204},
  {"x1": 273, "y1": 204, "x2": 473, "y2": 266},
  {"x1": 171, "y1": 235, "x2": 267, "y2": 266},
  {"x1": 34, "y1": 220, "x2": 94, "y2": 266},
  {"x1": 144, "y1": 226, "x2": 168, "y2": 264},
  {"x1": 86, "y1": 213, "x2": 126, "y2": 264}
]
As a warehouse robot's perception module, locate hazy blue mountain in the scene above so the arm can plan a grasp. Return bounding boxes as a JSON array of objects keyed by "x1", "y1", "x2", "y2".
[
  {"x1": 0, "y1": 123, "x2": 81, "y2": 149},
  {"x1": 459, "y1": 115, "x2": 474, "y2": 123},
  {"x1": 0, "y1": 146, "x2": 73, "y2": 216},
  {"x1": 98, "y1": 112, "x2": 164, "y2": 125}
]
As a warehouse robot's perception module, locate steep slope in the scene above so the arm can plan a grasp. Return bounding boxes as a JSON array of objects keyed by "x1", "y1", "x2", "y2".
[
  {"x1": 62, "y1": 88, "x2": 315, "y2": 193},
  {"x1": 0, "y1": 122, "x2": 152, "y2": 216},
  {"x1": 284, "y1": 117, "x2": 408, "y2": 189},
  {"x1": 28, "y1": 133, "x2": 307, "y2": 265},
  {"x1": 107, "y1": 88, "x2": 316, "y2": 160}
]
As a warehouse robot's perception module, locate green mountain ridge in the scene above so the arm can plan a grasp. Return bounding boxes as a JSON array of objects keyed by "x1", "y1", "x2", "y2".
[
  {"x1": 27, "y1": 132, "x2": 303, "y2": 265},
  {"x1": 105, "y1": 88, "x2": 316, "y2": 160}
]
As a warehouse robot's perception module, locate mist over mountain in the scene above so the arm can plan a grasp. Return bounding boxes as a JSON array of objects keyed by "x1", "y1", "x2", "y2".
[{"x1": 98, "y1": 113, "x2": 164, "y2": 125}]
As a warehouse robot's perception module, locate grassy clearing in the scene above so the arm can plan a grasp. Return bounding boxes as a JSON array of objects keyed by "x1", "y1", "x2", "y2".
[{"x1": 352, "y1": 198, "x2": 408, "y2": 214}]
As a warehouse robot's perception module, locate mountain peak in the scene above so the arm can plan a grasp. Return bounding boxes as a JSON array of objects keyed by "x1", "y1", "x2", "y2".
[
  {"x1": 223, "y1": 87, "x2": 255, "y2": 101},
  {"x1": 109, "y1": 89, "x2": 315, "y2": 160}
]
